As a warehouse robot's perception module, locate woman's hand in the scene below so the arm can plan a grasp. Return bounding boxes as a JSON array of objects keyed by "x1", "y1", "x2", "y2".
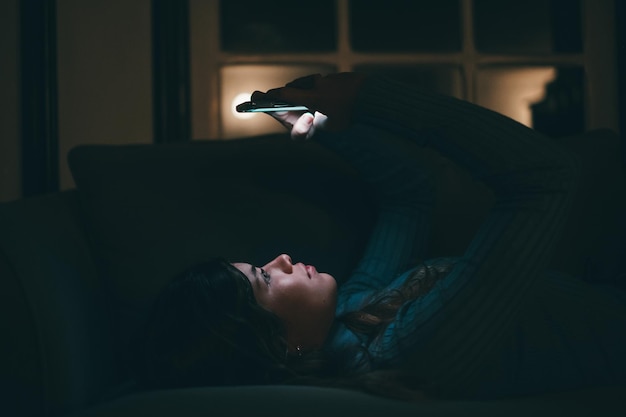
[{"x1": 251, "y1": 72, "x2": 367, "y2": 140}]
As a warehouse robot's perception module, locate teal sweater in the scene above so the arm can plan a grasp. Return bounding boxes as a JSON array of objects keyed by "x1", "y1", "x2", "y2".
[{"x1": 321, "y1": 76, "x2": 626, "y2": 399}]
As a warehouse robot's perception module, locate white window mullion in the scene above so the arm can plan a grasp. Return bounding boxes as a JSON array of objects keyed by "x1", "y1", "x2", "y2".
[
  {"x1": 198, "y1": 0, "x2": 612, "y2": 138},
  {"x1": 336, "y1": 0, "x2": 352, "y2": 72},
  {"x1": 190, "y1": 0, "x2": 221, "y2": 139},
  {"x1": 461, "y1": 0, "x2": 476, "y2": 102},
  {"x1": 207, "y1": 0, "x2": 221, "y2": 139},
  {"x1": 581, "y1": 0, "x2": 618, "y2": 132}
]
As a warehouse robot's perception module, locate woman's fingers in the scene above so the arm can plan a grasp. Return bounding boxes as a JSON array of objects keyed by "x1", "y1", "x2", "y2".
[
  {"x1": 259, "y1": 87, "x2": 318, "y2": 111},
  {"x1": 249, "y1": 89, "x2": 316, "y2": 137},
  {"x1": 250, "y1": 72, "x2": 367, "y2": 136},
  {"x1": 291, "y1": 112, "x2": 315, "y2": 140},
  {"x1": 263, "y1": 109, "x2": 304, "y2": 131},
  {"x1": 291, "y1": 111, "x2": 330, "y2": 140}
]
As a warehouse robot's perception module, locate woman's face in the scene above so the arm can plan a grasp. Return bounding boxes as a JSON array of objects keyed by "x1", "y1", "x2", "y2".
[{"x1": 233, "y1": 254, "x2": 337, "y2": 351}]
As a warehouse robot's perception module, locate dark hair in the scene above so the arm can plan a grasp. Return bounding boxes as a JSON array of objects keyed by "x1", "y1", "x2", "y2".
[
  {"x1": 134, "y1": 257, "x2": 452, "y2": 399},
  {"x1": 134, "y1": 258, "x2": 288, "y2": 388},
  {"x1": 133, "y1": 258, "x2": 340, "y2": 389}
]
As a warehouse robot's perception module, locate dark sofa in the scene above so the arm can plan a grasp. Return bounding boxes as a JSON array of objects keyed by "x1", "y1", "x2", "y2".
[{"x1": 2, "y1": 130, "x2": 625, "y2": 417}]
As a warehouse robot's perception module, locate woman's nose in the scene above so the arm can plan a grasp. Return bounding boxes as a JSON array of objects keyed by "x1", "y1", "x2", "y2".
[{"x1": 265, "y1": 254, "x2": 292, "y2": 273}]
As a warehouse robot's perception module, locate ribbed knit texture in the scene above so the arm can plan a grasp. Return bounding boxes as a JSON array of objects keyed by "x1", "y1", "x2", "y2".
[{"x1": 322, "y1": 76, "x2": 626, "y2": 399}]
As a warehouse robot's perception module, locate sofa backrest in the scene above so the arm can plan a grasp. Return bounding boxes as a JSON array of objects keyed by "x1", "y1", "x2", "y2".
[{"x1": 68, "y1": 134, "x2": 378, "y2": 369}]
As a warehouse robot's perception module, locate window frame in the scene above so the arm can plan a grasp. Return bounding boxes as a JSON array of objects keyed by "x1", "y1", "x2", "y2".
[{"x1": 190, "y1": 0, "x2": 618, "y2": 139}]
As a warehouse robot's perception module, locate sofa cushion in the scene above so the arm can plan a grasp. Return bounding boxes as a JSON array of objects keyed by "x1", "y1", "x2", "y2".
[{"x1": 73, "y1": 384, "x2": 626, "y2": 417}]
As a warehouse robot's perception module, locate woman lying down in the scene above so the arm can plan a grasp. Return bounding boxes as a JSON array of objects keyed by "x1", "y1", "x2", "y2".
[{"x1": 133, "y1": 73, "x2": 626, "y2": 401}]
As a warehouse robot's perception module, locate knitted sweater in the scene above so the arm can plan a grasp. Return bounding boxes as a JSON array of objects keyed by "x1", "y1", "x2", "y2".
[{"x1": 320, "y1": 76, "x2": 626, "y2": 399}]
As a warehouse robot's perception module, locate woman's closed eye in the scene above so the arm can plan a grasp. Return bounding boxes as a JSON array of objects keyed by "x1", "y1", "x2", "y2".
[{"x1": 260, "y1": 268, "x2": 271, "y2": 286}]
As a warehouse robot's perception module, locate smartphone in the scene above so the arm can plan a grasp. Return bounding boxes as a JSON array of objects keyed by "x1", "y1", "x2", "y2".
[{"x1": 236, "y1": 100, "x2": 309, "y2": 113}]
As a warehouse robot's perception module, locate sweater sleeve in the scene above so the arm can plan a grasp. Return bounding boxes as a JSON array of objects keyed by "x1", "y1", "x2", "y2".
[
  {"x1": 352, "y1": 77, "x2": 580, "y2": 396},
  {"x1": 314, "y1": 124, "x2": 435, "y2": 315}
]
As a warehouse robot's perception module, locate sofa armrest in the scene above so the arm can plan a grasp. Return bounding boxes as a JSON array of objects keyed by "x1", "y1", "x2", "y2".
[{"x1": 0, "y1": 191, "x2": 119, "y2": 417}]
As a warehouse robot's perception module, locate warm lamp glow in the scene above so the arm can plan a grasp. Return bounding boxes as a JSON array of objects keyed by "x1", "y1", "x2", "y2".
[
  {"x1": 231, "y1": 93, "x2": 256, "y2": 119},
  {"x1": 220, "y1": 64, "x2": 334, "y2": 139},
  {"x1": 477, "y1": 67, "x2": 557, "y2": 128}
]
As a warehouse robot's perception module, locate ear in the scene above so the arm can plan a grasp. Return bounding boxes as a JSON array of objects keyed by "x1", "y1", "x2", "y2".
[{"x1": 283, "y1": 318, "x2": 329, "y2": 354}]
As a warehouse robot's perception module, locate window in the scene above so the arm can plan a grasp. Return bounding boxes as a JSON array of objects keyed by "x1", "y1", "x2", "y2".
[{"x1": 190, "y1": 0, "x2": 617, "y2": 139}]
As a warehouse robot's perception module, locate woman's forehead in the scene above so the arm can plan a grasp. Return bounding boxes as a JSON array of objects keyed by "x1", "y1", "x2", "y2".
[{"x1": 232, "y1": 262, "x2": 254, "y2": 283}]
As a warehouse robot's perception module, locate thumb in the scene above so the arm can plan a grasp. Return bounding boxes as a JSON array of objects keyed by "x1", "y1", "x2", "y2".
[{"x1": 291, "y1": 112, "x2": 315, "y2": 140}]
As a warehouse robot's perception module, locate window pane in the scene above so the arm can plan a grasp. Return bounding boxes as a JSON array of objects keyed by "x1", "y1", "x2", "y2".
[
  {"x1": 220, "y1": 0, "x2": 336, "y2": 53},
  {"x1": 530, "y1": 67, "x2": 585, "y2": 137},
  {"x1": 350, "y1": 0, "x2": 461, "y2": 52},
  {"x1": 476, "y1": 66, "x2": 585, "y2": 137},
  {"x1": 355, "y1": 65, "x2": 463, "y2": 98},
  {"x1": 220, "y1": 65, "x2": 335, "y2": 139},
  {"x1": 474, "y1": 0, "x2": 582, "y2": 54}
]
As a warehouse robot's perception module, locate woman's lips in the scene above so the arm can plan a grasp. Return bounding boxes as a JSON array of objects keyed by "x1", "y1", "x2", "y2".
[{"x1": 306, "y1": 265, "x2": 317, "y2": 278}]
